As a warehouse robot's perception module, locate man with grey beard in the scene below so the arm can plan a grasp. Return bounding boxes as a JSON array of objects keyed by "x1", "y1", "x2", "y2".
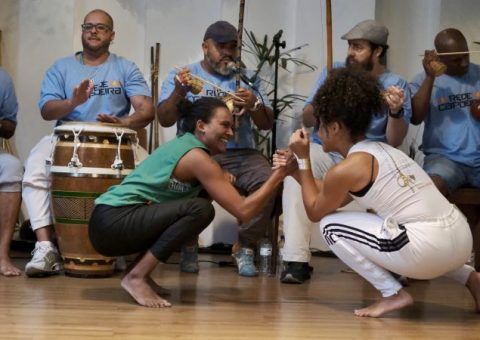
[{"x1": 157, "y1": 20, "x2": 275, "y2": 277}]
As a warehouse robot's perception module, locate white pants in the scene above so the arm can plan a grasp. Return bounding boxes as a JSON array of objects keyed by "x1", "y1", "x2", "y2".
[
  {"x1": 320, "y1": 208, "x2": 474, "y2": 297},
  {"x1": 22, "y1": 135, "x2": 148, "y2": 231},
  {"x1": 0, "y1": 148, "x2": 23, "y2": 192},
  {"x1": 282, "y1": 143, "x2": 337, "y2": 262}
]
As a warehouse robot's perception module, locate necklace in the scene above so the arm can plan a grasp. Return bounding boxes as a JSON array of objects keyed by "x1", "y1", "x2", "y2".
[
  {"x1": 77, "y1": 52, "x2": 109, "y2": 85},
  {"x1": 377, "y1": 142, "x2": 416, "y2": 192}
]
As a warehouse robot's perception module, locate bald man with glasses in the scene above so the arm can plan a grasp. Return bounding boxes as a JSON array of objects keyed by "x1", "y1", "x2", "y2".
[{"x1": 22, "y1": 9, "x2": 154, "y2": 277}]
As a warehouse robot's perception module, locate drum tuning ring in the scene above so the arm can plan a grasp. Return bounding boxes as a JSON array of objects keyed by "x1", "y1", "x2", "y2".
[
  {"x1": 111, "y1": 158, "x2": 124, "y2": 170},
  {"x1": 68, "y1": 159, "x2": 83, "y2": 168}
]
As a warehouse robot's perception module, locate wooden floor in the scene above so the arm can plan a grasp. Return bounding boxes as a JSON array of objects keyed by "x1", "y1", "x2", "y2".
[{"x1": 1, "y1": 251, "x2": 479, "y2": 339}]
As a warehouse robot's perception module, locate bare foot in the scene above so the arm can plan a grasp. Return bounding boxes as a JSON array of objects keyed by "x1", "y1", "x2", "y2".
[
  {"x1": 466, "y1": 271, "x2": 480, "y2": 312},
  {"x1": 0, "y1": 257, "x2": 22, "y2": 277},
  {"x1": 354, "y1": 289, "x2": 413, "y2": 317},
  {"x1": 121, "y1": 274, "x2": 172, "y2": 308},
  {"x1": 121, "y1": 268, "x2": 170, "y2": 296},
  {"x1": 147, "y1": 277, "x2": 171, "y2": 296}
]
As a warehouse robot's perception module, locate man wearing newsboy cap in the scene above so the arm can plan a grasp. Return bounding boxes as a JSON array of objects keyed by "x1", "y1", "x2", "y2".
[
  {"x1": 157, "y1": 21, "x2": 275, "y2": 277},
  {"x1": 341, "y1": 19, "x2": 389, "y2": 45},
  {"x1": 280, "y1": 19, "x2": 412, "y2": 284}
]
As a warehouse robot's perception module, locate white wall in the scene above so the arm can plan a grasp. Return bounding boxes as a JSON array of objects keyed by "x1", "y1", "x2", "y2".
[
  {"x1": 1, "y1": 0, "x2": 377, "y2": 162},
  {"x1": 5, "y1": 0, "x2": 480, "y2": 162},
  {"x1": 376, "y1": 0, "x2": 480, "y2": 161}
]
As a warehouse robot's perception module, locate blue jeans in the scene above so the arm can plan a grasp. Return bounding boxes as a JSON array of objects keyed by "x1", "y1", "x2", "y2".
[{"x1": 423, "y1": 153, "x2": 480, "y2": 192}]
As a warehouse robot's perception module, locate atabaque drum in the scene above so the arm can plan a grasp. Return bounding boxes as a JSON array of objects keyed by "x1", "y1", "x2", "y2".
[{"x1": 49, "y1": 122, "x2": 138, "y2": 277}]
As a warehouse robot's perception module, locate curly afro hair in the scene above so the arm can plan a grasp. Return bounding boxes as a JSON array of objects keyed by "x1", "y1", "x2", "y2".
[{"x1": 312, "y1": 66, "x2": 384, "y2": 140}]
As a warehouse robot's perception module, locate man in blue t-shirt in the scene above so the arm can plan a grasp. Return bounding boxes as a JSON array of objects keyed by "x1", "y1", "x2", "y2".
[
  {"x1": 281, "y1": 20, "x2": 412, "y2": 284},
  {"x1": 157, "y1": 21, "x2": 274, "y2": 277},
  {"x1": 22, "y1": 9, "x2": 154, "y2": 277},
  {"x1": 410, "y1": 28, "x2": 480, "y2": 270},
  {"x1": 0, "y1": 67, "x2": 23, "y2": 277}
]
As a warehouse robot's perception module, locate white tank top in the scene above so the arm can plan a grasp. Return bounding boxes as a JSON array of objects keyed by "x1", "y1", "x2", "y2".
[{"x1": 347, "y1": 140, "x2": 453, "y2": 224}]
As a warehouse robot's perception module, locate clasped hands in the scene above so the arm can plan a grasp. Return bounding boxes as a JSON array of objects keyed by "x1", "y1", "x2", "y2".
[{"x1": 272, "y1": 127, "x2": 311, "y2": 175}]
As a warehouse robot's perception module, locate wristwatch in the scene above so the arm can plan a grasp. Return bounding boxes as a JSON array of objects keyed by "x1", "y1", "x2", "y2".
[{"x1": 389, "y1": 108, "x2": 404, "y2": 119}]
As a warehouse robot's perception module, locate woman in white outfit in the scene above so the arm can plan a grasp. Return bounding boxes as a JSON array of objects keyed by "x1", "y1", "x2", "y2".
[{"x1": 274, "y1": 66, "x2": 480, "y2": 317}]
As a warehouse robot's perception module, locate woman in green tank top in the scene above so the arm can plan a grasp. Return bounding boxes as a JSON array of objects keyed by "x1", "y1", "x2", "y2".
[{"x1": 89, "y1": 97, "x2": 291, "y2": 308}]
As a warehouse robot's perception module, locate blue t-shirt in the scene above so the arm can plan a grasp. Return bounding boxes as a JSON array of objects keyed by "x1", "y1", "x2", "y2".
[
  {"x1": 410, "y1": 63, "x2": 480, "y2": 167},
  {"x1": 0, "y1": 67, "x2": 18, "y2": 124},
  {"x1": 159, "y1": 61, "x2": 272, "y2": 149},
  {"x1": 305, "y1": 62, "x2": 412, "y2": 144},
  {"x1": 38, "y1": 53, "x2": 151, "y2": 125}
]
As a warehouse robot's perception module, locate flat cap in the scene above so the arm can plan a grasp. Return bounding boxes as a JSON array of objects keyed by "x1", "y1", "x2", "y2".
[{"x1": 341, "y1": 19, "x2": 389, "y2": 46}]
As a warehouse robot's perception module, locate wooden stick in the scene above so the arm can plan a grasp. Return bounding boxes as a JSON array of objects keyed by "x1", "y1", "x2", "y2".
[
  {"x1": 326, "y1": 0, "x2": 333, "y2": 72},
  {"x1": 418, "y1": 50, "x2": 480, "y2": 56},
  {"x1": 236, "y1": 0, "x2": 245, "y2": 91},
  {"x1": 148, "y1": 46, "x2": 154, "y2": 154},
  {"x1": 148, "y1": 43, "x2": 161, "y2": 153},
  {"x1": 234, "y1": 0, "x2": 246, "y2": 143},
  {"x1": 153, "y1": 43, "x2": 160, "y2": 150},
  {"x1": 174, "y1": 67, "x2": 245, "y2": 102},
  {"x1": 0, "y1": 30, "x2": 3, "y2": 66}
]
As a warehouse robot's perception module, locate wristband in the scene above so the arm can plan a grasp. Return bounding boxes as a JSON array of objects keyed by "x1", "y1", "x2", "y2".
[
  {"x1": 297, "y1": 158, "x2": 311, "y2": 170},
  {"x1": 389, "y1": 108, "x2": 404, "y2": 119}
]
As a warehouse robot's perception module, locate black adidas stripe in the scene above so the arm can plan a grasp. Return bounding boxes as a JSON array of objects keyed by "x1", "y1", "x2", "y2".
[{"x1": 323, "y1": 223, "x2": 409, "y2": 252}]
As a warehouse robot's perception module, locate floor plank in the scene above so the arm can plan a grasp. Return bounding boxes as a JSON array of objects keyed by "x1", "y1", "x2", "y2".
[{"x1": 1, "y1": 252, "x2": 479, "y2": 339}]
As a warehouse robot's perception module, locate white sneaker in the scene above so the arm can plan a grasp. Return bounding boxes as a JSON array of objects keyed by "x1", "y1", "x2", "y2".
[{"x1": 25, "y1": 241, "x2": 63, "y2": 277}]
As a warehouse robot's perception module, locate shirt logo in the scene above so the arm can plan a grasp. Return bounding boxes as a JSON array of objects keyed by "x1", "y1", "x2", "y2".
[
  {"x1": 90, "y1": 80, "x2": 123, "y2": 97},
  {"x1": 168, "y1": 177, "x2": 193, "y2": 193},
  {"x1": 436, "y1": 92, "x2": 476, "y2": 111}
]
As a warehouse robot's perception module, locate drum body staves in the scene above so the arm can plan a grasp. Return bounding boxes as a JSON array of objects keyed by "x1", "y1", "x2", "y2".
[{"x1": 50, "y1": 122, "x2": 137, "y2": 278}]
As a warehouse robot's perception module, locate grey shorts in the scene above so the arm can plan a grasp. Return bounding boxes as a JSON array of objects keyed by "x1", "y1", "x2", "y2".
[{"x1": 0, "y1": 150, "x2": 23, "y2": 192}]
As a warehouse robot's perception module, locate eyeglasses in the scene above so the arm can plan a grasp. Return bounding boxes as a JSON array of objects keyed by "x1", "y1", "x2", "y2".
[{"x1": 81, "y1": 23, "x2": 112, "y2": 33}]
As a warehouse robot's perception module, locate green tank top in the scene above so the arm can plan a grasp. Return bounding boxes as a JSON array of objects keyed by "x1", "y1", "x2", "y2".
[{"x1": 95, "y1": 133, "x2": 208, "y2": 206}]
